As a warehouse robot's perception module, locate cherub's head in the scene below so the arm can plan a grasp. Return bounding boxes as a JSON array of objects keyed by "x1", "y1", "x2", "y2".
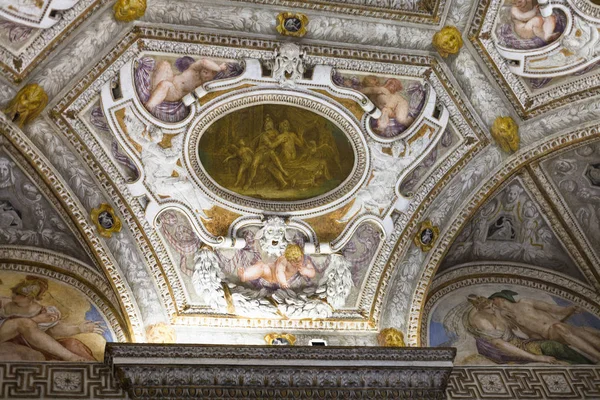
[
  {"x1": 432, "y1": 26, "x2": 463, "y2": 58},
  {"x1": 377, "y1": 328, "x2": 405, "y2": 347},
  {"x1": 4, "y1": 84, "x2": 48, "y2": 127},
  {"x1": 505, "y1": 184, "x2": 523, "y2": 204},
  {"x1": 145, "y1": 322, "x2": 176, "y2": 343},
  {"x1": 384, "y1": 78, "x2": 403, "y2": 93},
  {"x1": 491, "y1": 116, "x2": 519, "y2": 153},
  {"x1": 113, "y1": 0, "x2": 146, "y2": 22},
  {"x1": 362, "y1": 75, "x2": 380, "y2": 87},
  {"x1": 11, "y1": 276, "x2": 49, "y2": 304},
  {"x1": 284, "y1": 244, "x2": 303, "y2": 266}
]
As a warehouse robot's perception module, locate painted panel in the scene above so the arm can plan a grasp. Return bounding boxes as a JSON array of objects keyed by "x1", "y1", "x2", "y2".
[
  {"x1": 0, "y1": 271, "x2": 113, "y2": 362},
  {"x1": 198, "y1": 104, "x2": 354, "y2": 201},
  {"x1": 429, "y1": 284, "x2": 600, "y2": 365}
]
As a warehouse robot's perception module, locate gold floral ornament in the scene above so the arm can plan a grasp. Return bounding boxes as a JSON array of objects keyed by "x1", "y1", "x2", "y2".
[
  {"x1": 377, "y1": 328, "x2": 406, "y2": 347},
  {"x1": 113, "y1": 0, "x2": 146, "y2": 22},
  {"x1": 145, "y1": 322, "x2": 176, "y2": 343},
  {"x1": 432, "y1": 26, "x2": 463, "y2": 58},
  {"x1": 276, "y1": 12, "x2": 309, "y2": 37},
  {"x1": 414, "y1": 220, "x2": 439, "y2": 252},
  {"x1": 4, "y1": 84, "x2": 48, "y2": 128},
  {"x1": 491, "y1": 116, "x2": 520, "y2": 153},
  {"x1": 91, "y1": 203, "x2": 122, "y2": 238},
  {"x1": 264, "y1": 333, "x2": 296, "y2": 346}
]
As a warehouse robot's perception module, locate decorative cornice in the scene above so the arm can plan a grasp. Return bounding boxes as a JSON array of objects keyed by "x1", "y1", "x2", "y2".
[{"x1": 107, "y1": 344, "x2": 455, "y2": 399}]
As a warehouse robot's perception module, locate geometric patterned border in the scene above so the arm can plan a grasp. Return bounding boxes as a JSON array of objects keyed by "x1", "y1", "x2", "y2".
[
  {"x1": 448, "y1": 367, "x2": 600, "y2": 399},
  {"x1": 0, "y1": 363, "x2": 125, "y2": 399}
]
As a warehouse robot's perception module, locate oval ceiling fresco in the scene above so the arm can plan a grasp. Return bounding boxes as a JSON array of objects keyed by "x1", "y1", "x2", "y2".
[{"x1": 198, "y1": 104, "x2": 355, "y2": 201}]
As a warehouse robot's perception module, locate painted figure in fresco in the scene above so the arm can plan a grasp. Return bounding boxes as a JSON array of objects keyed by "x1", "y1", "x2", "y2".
[
  {"x1": 360, "y1": 77, "x2": 414, "y2": 132},
  {"x1": 490, "y1": 290, "x2": 600, "y2": 363},
  {"x1": 465, "y1": 294, "x2": 592, "y2": 364},
  {"x1": 511, "y1": 0, "x2": 557, "y2": 42},
  {"x1": 272, "y1": 120, "x2": 305, "y2": 162},
  {"x1": 224, "y1": 140, "x2": 254, "y2": 187},
  {"x1": 237, "y1": 244, "x2": 316, "y2": 289},
  {"x1": 245, "y1": 115, "x2": 289, "y2": 190},
  {"x1": 0, "y1": 276, "x2": 104, "y2": 362},
  {"x1": 0, "y1": 157, "x2": 15, "y2": 189},
  {"x1": 586, "y1": 163, "x2": 600, "y2": 187},
  {"x1": 145, "y1": 57, "x2": 226, "y2": 109},
  {"x1": 0, "y1": 201, "x2": 22, "y2": 229}
]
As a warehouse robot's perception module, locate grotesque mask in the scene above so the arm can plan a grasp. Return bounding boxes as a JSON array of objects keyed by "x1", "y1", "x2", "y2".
[
  {"x1": 256, "y1": 216, "x2": 290, "y2": 257},
  {"x1": 272, "y1": 43, "x2": 306, "y2": 86}
]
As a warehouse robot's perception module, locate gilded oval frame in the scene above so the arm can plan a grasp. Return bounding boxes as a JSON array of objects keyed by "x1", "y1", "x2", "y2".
[{"x1": 185, "y1": 88, "x2": 369, "y2": 214}]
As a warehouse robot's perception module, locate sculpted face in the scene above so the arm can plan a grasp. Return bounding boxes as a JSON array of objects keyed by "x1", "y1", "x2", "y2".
[
  {"x1": 432, "y1": 26, "x2": 464, "y2": 58},
  {"x1": 491, "y1": 116, "x2": 519, "y2": 153},
  {"x1": 258, "y1": 217, "x2": 289, "y2": 257},
  {"x1": 5, "y1": 84, "x2": 48, "y2": 127},
  {"x1": 506, "y1": 185, "x2": 522, "y2": 204},
  {"x1": 113, "y1": 0, "x2": 146, "y2": 22},
  {"x1": 0, "y1": 163, "x2": 10, "y2": 183}
]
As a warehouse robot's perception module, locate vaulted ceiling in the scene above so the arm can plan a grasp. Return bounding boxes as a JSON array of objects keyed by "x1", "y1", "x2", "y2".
[{"x1": 1, "y1": 0, "x2": 599, "y2": 348}]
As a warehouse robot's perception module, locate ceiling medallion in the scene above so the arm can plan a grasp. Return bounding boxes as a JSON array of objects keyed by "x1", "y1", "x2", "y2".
[
  {"x1": 91, "y1": 203, "x2": 122, "y2": 238},
  {"x1": 276, "y1": 12, "x2": 308, "y2": 38},
  {"x1": 414, "y1": 220, "x2": 439, "y2": 252}
]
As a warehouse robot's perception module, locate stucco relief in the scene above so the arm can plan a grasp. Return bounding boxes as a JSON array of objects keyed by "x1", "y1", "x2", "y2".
[
  {"x1": 0, "y1": 149, "x2": 92, "y2": 264},
  {"x1": 471, "y1": 0, "x2": 600, "y2": 117},
  {"x1": 50, "y1": 25, "x2": 484, "y2": 331},
  {"x1": 158, "y1": 209, "x2": 382, "y2": 319},
  {"x1": 440, "y1": 176, "x2": 586, "y2": 281},
  {"x1": 538, "y1": 139, "x2": 600, "y2": 265}
]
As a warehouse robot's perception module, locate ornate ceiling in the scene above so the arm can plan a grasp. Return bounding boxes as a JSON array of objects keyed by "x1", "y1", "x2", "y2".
[{"x1": 0, "y1": 0, "x2": 599, "y2": 358}]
